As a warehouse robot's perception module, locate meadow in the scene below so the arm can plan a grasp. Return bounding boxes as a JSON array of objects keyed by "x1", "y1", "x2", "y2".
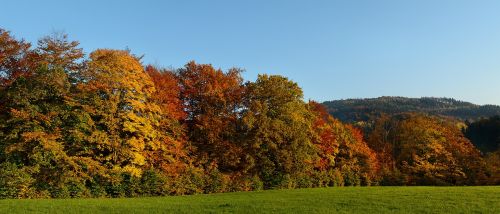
[{"x1": 0, "y1": 186, "x2": 498, "y2": 213}]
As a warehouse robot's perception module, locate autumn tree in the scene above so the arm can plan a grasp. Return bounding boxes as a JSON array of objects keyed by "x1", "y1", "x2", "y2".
[
  {"x1": 367, "y1": 114, "x2": 488, "y2": 185},
  {"x1": 0, "y1": 31, "x2": 92, "y2": 197},
  {"x1": 309, "y1": 102, "x2": 340, "y2": 172},
  {"x1": 177, "y1": 61, "x2": 245, "y2": 172},
  {"x1": 365, "y1": 113, "x2": 403, "y2": 184},
  {"x1": 145, "y1": 65, "x2": 185, "y2": 121},
  {"x1": 0, "y1": 28, "x2": 39, "y2": 88},
  {"x1": 76, "y1": 49, "x2": 165, "y2": 177},
  {"x1": 241, "y1": 74, "x2": 316, "y2": 188},
  {"x1": 144, "y1": 65, "x2": 190, "y2": 174},
  {"x1": 35, "y1": 32, "x2": 84, "y2": 83},
  {"x1": 309, "y1": 101, "x2": 379, "y2": 186},
  {"x1": 0, "y1": 65, "x2": 92, "y2": 197},
  {"x1": 484, "y1": 151, "x2": 500, "y2": 185}
]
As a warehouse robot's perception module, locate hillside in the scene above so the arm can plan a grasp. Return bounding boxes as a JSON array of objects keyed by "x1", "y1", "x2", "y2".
[{"x1": 322, "y1": 96, "x2": 500, "y2": 123}]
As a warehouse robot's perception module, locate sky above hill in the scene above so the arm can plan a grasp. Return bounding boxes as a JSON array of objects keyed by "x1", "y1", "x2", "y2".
[{"x1": 2, "y1": 0, "x2": 500, "y2": 105}]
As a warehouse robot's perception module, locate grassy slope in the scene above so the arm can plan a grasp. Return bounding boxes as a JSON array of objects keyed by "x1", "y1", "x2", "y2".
[{"x1": 0, "y1": 186, "x2": 499, "y2": 214}]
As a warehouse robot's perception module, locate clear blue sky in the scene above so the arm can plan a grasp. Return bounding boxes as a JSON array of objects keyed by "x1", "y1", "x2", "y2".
[{"x1": 2, "y1": 0, "x2": 500, "y2": 105}]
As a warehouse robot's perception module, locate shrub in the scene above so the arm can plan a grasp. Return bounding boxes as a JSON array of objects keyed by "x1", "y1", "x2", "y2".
[
  {"x1": 204, "y1": 167, "x2": 228, "y2": 193},
  {"x1": 0, "y1": 163, "x2": 36, "y2": 199},
  {"x1": 329, "y1": 169, "x2": 344, "y2": 187},
  {"x1": 140, "y1": 170, "x2": 170, "y2": 196},
  {"x1": 250, "y1": 175, "x2": 264, "y2": 191}
]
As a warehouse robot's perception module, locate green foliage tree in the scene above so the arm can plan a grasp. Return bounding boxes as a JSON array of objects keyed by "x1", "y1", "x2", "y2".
[
  {"x1": 0, "y1": 65, "x2": 94, "y2": 197},
  {"x1": 241, "y1": 74, "x2": 316, "y2": 188}
]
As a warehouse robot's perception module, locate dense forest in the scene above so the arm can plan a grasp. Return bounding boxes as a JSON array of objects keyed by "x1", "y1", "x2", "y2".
[
  {"x1": 465, "y1": 116, "x2": 500, "y2": 154},
  {"x1": 0, "y1": 28, "x2": 498, "y2": 199},
  {"x1": 323, "y1": 97, "x2": 500, "y2": 123}
]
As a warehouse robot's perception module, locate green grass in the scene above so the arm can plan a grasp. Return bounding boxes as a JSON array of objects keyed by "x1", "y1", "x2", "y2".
[{"x1": 0, "y1": 186, "x2": 499, "y2": 213}]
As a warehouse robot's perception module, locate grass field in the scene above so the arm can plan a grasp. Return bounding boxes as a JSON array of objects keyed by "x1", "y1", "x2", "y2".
[{"x1": 0, "y1": 186, "x2": 498, "y2": 213}]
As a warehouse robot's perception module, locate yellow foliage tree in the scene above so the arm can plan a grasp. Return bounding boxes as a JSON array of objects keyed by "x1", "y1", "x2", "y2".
[{"x1": 78, "y1": 49, "x2": 163, "y2": 176}]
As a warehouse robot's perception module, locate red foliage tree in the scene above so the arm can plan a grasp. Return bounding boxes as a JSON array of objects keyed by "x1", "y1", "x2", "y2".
[{"x1": 178, "y1": 61, "x2": 245, "y2": 172}]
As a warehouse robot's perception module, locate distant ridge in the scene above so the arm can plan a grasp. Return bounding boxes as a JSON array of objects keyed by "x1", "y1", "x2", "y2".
[{"x1": 322, "y1": 96, "x2": 500, "y2": 123}]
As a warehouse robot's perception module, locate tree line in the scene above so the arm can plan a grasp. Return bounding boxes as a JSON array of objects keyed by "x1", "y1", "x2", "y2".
[
  {"x1": 0, "y1": 29, "x2": 498, "y2": 199},
  {"x1": 323, "y1": 97, "x2": 500, "y2": 123}
]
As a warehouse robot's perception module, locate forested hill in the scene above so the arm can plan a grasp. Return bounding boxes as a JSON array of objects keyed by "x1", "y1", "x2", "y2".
[{"x1": 322, "y1": 96, "x2": 500, "y2": 123}]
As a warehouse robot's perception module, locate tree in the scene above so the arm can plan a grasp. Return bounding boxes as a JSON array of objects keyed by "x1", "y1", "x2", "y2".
[
  {"x1": 0, "y1": 65, "x2": 94, "y2": 197},
  {"x1": 177, "y1": 61, "x2": 245, "y2": 172},
  {"x1": 145, "y1": 65, "x2": 185, "y2": 121},
  {"x1": 0, "y1": 28, "x2": 39, "y2": 88},
  {"x1": 464, "y1": 116, "x2": 500, "y2": 154},
  {"x1": 77, "y1": 49, "x2": 164, "y2": 177},
  {"x1": 35, "y1": 32, "x2": 84, "y2": 83},
  {"x1": 241, "y1": 74, "x2": 315, "y2": 188},
  {"x1": 367, "y1": 114, "x2": 488, "y2": 185},
  {"x1": 484, "y1": 151, "x2": 500, "y2": 185},
  {"x1": 144, "y1": 65, "x2": 190, "y2": 174},
  {"x1": 366, "y1": 113, "x2": 403, "y2": 184},
  {"x1": 309, "y1": 101, "x2": 379, "y2": 186},
  {"x1": 309, "y1": 102, "x2": 340, "y2": 171}
]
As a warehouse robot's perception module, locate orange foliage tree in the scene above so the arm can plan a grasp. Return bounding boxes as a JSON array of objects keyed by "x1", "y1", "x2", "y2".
[
  {"x1": 144, "y1": 65, "x2": 190, "y2": 174},
  {"x1": 309, "y1": 102, "x2": 379, "y2": 186},
  {"x1": 0, "y1": 28, "x2": 39, "y2": 88},
  {"x1": 177, "y1": 61, "x2": 245, "y2": 172},
  {"x1": 367, "y1": 114, "x2": 488, "y2": 185}
]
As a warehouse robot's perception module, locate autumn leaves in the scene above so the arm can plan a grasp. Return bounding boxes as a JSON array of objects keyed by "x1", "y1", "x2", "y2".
[{"x1": 0, "y1": 28, "x2": 497, "y2": 198}]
